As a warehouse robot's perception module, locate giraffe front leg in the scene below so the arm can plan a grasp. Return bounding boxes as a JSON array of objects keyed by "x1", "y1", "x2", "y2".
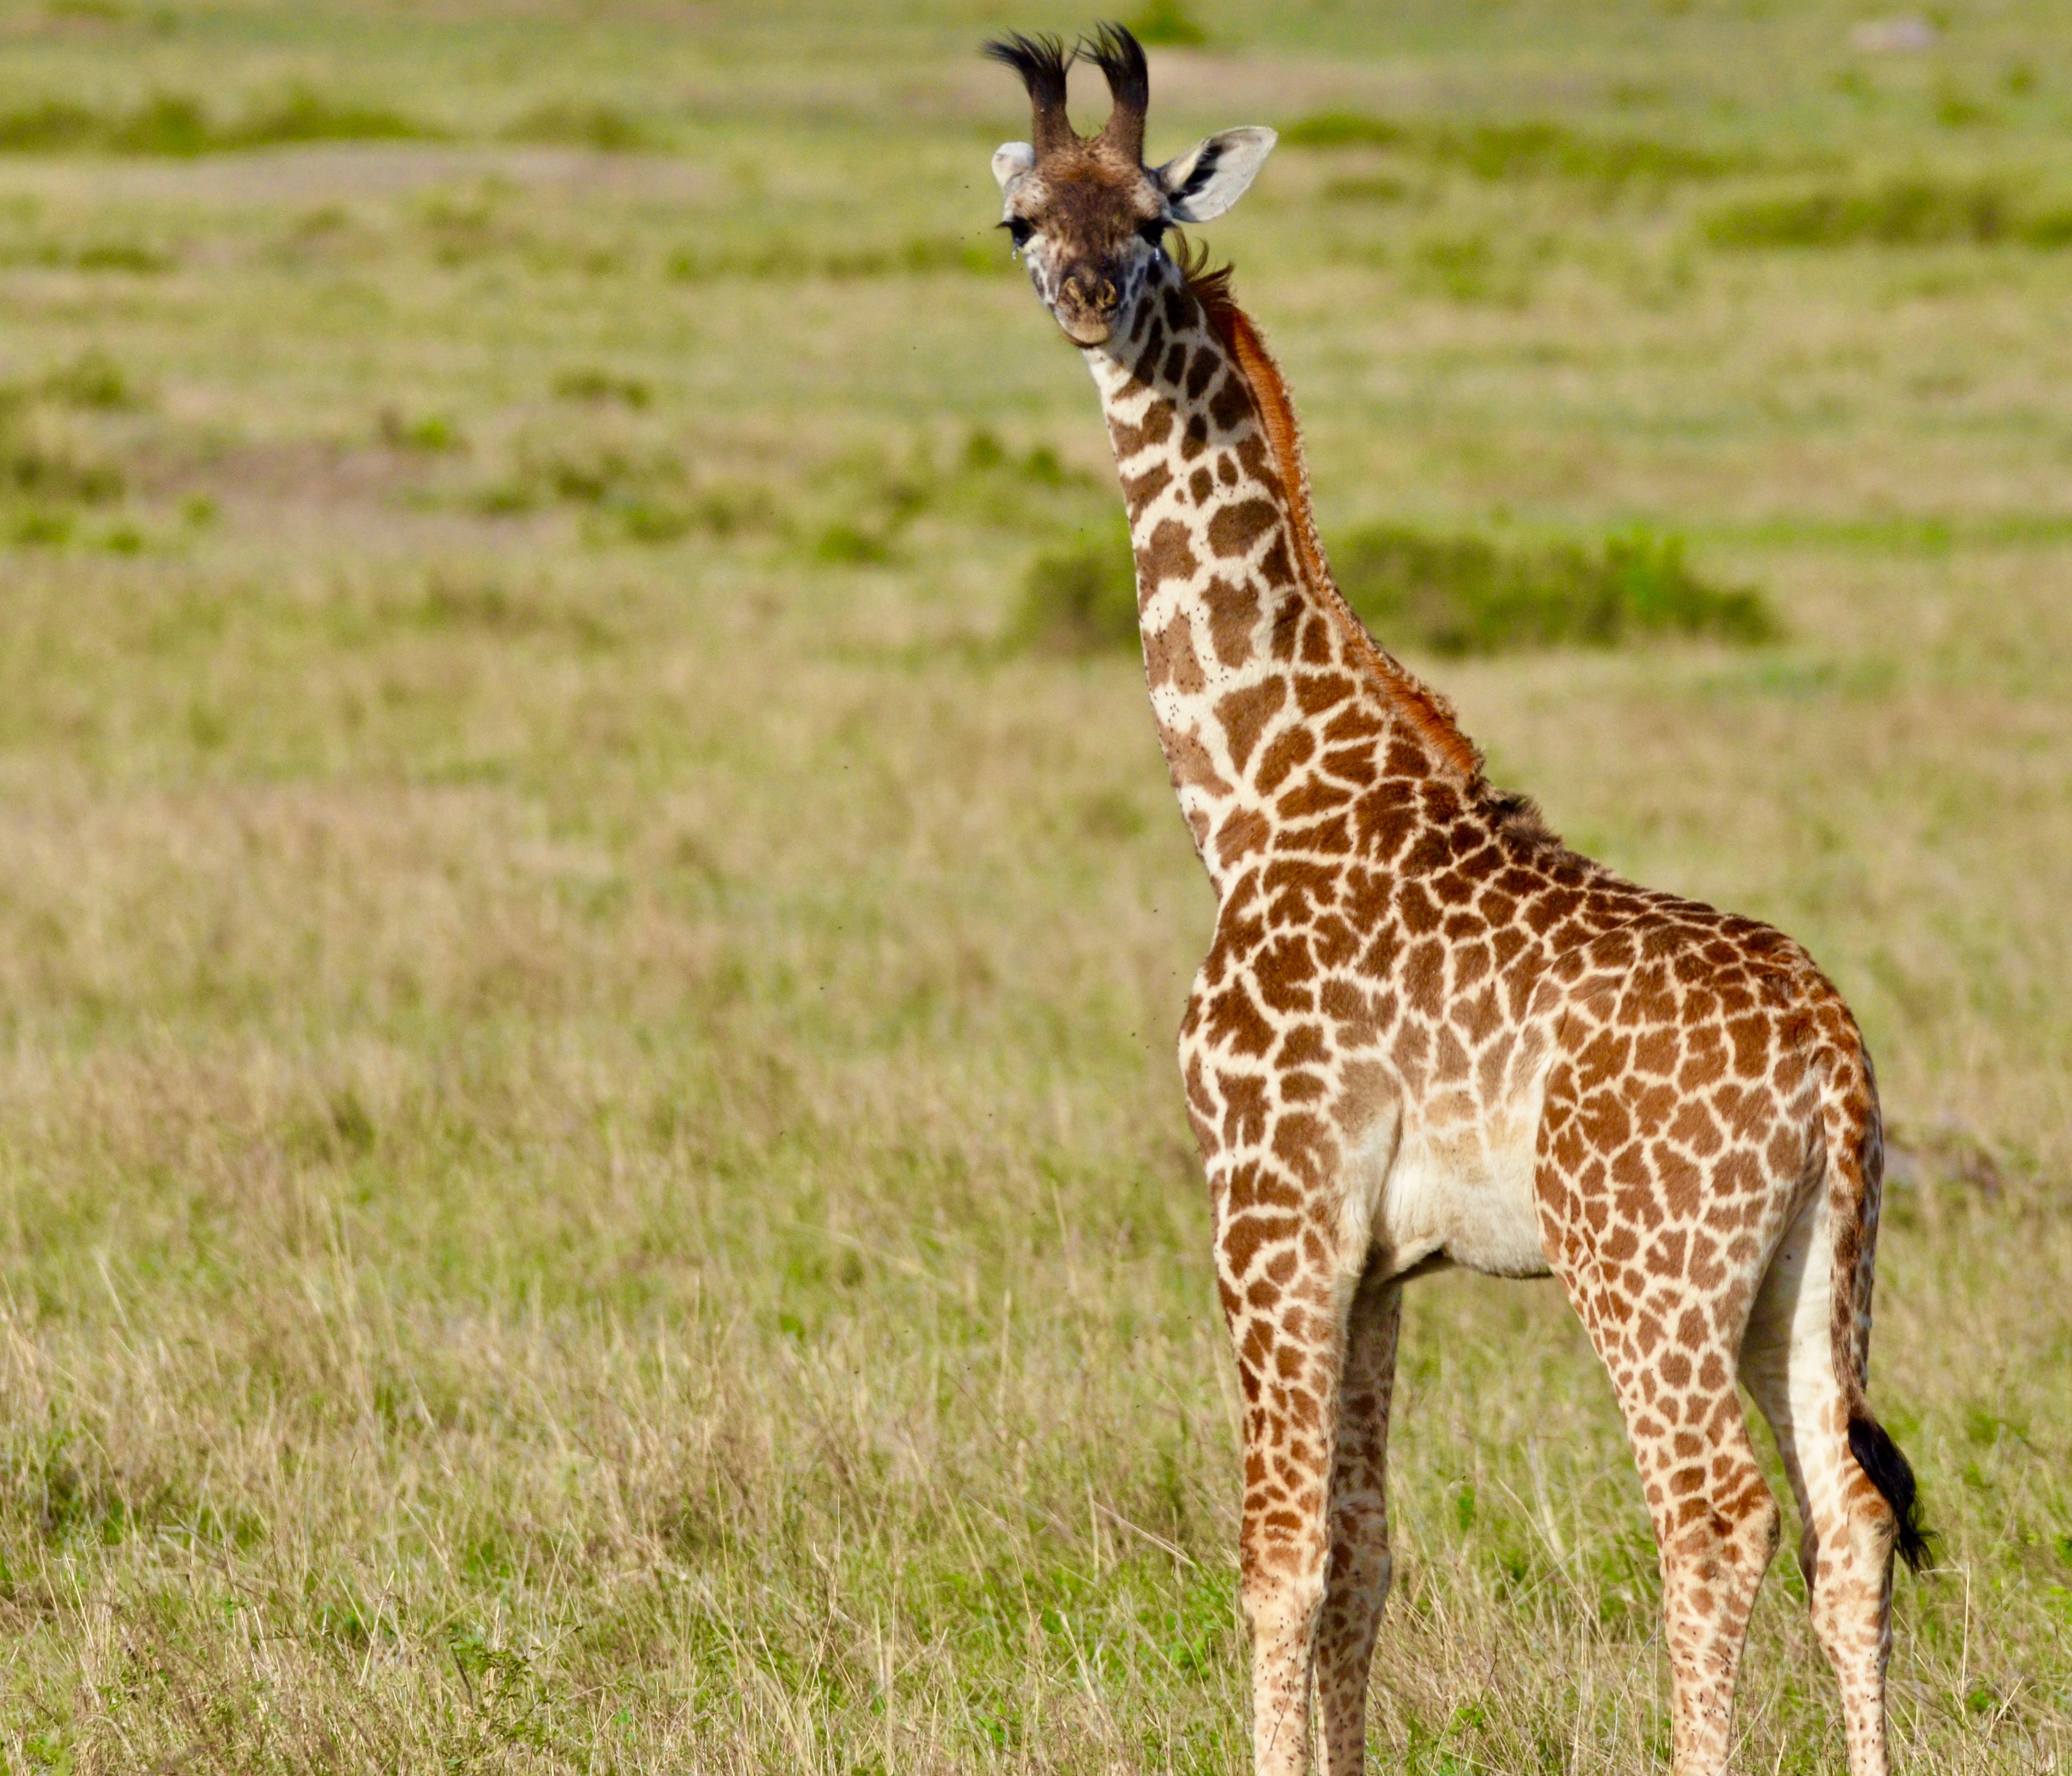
[
  {"x1": 1316, "y1": 1269, "x2": 1401, "y2": 1776},
  {"x1": 1215, "y1": 1162, "x2": 1362, "y2": 1776}
]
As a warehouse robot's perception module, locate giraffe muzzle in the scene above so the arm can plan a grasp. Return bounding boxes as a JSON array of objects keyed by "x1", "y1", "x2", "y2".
[{"x1": 1056, "y1": 266, "x2": 1123, "y2": 344}]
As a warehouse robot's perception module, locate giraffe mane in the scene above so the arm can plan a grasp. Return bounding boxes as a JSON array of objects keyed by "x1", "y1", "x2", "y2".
[{"x1": 1179, "y1": 242, "x2": 1489, "y2": 791}]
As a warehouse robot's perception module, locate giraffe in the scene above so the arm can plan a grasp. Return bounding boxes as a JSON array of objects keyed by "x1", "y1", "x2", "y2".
[{"x1": 984, "y1": 25, "x2": 1929, "y2": 1776}]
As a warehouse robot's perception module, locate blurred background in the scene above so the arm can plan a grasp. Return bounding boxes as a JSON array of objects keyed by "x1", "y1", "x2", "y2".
[{"x1": 0, "y1": 1, "x2": 2066, "y2": 1769}]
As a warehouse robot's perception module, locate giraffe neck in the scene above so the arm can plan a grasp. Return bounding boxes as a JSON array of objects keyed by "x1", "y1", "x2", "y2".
[{"x1": 1086, "y1": 253, "x2": 1483, "y2": 896}]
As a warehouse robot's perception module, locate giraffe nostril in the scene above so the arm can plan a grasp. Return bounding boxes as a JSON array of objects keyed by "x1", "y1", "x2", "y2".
[{"x1": 1063, "y1": 269, "x2": 1120, "y2": 314}]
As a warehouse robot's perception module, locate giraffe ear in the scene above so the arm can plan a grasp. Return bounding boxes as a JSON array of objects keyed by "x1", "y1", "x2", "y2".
[
  {"x1": 992, "y1": 141, "x2": 1036, "y2": 191},
  {"x1": 1156, "y1": 126, "x2": 1277, "y2": 223}
]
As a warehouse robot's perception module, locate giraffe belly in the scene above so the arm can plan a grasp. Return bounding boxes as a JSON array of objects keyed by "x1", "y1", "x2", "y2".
[{"x1": 1371, "y1": 1092, "x2": 1553, "y2": 1281}]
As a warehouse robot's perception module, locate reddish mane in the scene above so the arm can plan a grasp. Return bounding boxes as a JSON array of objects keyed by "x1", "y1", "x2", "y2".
[{"x1": 1183, "y1": 251, "x2": 1486, "y2": 788}]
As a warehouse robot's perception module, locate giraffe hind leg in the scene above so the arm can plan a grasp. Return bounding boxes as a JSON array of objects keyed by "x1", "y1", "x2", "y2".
[
  {"x1": 1606, "y1": 1338, "x2": 1780, "y2": 1775},
  {"x1": 1536, "y1": 1136, "x2": 1785, "y2": 1767},
  {"x1": 1739, "y1": 1188, "x2": 1903, "y2": 1776},
  {"x1": 1545, "y1": 1231, "x2": 1782, "y2": 1773}
]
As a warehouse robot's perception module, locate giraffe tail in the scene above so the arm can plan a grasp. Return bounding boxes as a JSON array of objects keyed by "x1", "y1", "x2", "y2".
[{"x1": 1822, "y1": 1048, "x2": 1933, "y2": 1575}]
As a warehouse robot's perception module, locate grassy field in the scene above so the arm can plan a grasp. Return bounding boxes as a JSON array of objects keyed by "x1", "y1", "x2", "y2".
[{"x1": 0, "y1": 1, "x2": 2068, "y2": 1769}]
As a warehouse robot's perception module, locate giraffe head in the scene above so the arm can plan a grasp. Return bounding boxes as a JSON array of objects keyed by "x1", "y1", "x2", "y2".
[{"x1": 985, "y1": 22, "x2": 1275, "y2": 346}]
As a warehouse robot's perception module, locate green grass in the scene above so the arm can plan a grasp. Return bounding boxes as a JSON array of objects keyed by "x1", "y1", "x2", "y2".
[
  {"x1": 1284, "y1": 113, "x2": 1767, "y2": 183},
  {"x1": 1013, "y1": 525, "x2": 1140, "y2": 653},
  {"x1": 0, "y1": 88, "x2": 436, "y2": 155},
  {"x1": 662, "y1": 233, "x2": 1011, "y2": 285},
  {"x1": 1703, "y1": 178, "x2": 2072, "y2": 249},
  {"x1": 0, "y1": 1, "x2": 2067, "y2": 1770},
  {"x1": 500, "y1": 100, "x2": 656, "y2": 154},
  {"x1": 1128, "y1": 0, "x2": 1211, "y2": 50},
  {"x1": 1016, "y1": 524, "x2": 1774, "y2": 657},
  {"x1": 1337, "y1": 526, "x2": 1775, "y2": 654}
]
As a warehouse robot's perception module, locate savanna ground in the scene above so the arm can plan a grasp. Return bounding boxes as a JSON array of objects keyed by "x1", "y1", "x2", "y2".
[{"x1": 0, "y1": 1, "x2": 2067, "y2": 1770}]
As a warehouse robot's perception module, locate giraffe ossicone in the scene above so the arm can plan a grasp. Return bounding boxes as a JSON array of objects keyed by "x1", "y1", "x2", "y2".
[{"x1": 984, "y1": 24, "x2": 1927, "y2": 1776}]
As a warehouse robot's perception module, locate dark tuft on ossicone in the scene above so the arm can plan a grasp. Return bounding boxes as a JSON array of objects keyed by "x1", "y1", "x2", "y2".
[
  {"x1": 982, "y1": 29, "x2": 1073, "y2": 92},
  {"x1": 1081, "y1": 21, "x2": 1149, "y2": 162},
  {"x1": 983, "y1": 32, "x2": 1078, "y2": 155}
]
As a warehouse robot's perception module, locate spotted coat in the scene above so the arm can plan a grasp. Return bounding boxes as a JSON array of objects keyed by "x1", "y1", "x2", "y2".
[
  {"x1": 983, "y1": 25, "x2": 1922, "y2": 1774},
  {"x1": 1078, "y1": 255, "x2": 1915, "y2": 1776}
]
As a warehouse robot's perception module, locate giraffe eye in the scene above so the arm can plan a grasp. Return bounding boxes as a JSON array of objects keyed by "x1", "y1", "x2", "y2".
[
  {"x1": 1138, "y1": 220, "x2": 1167, "y2": 248},
  {"x1": 1004, "y1": 217, "x2": 1035, "y2": 248}
]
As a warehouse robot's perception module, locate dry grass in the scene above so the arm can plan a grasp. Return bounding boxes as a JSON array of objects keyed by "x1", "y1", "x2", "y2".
[{"x1": 0, "y1": 2, "x2": 2068, "y2": 1771}]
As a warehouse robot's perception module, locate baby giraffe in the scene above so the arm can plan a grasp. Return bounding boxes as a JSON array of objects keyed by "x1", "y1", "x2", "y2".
[{"x1": 984, "y1": 25, "x2": 1927, "y2": 1776}]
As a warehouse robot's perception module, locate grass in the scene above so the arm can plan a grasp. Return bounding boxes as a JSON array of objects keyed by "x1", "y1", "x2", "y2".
[
  {"x1": 499, "y1": 101, "x2": 656, "y2": 154},
  {"x1": 0, "y1": 88, "x2": 436, "y2": 156},
  {"x1": 0, "y1": 1, "x2": 2067, "y2": 1771},
  {"x1": 1337, "y1": 526, "x2": 1775, "y2": 654},
  {"x1": 1703, "y1": 178, "x2": 2072, "y2": 250},
  {"x1": 1129, "y1": 0, "x2": 1212, "y2": 50},
  {"x1": 1014, "y1": 526, "x2": 1141, "y2": 653},
  {"x1": 1016, "y1": 525, "x2": 1774, "y2": 657},
  {"x1": 662, "y1": 235, "x2": 1010, "y2": 285},
  {"x1": 1284, "y1": 113, "x2": 1765, "y2": 184}
]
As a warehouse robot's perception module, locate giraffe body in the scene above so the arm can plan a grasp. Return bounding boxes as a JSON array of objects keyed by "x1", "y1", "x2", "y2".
[{"x1": 985, "y1": 29, "x2": 1926, "y2": 1775}]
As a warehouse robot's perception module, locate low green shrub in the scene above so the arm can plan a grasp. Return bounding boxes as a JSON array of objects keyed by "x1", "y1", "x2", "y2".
[
  {"x1": 501, "y1": 102, "x2": 654, "y2": 153},
  {"x1": 1703, "y1": 179, "x2": 2020, "y2": 248},
  {"x1": 0, "y1": 235, "x2": 175, "y2": 273},
  {"x1": 67, "y1": 238, "x2": 174, "y2": 272},
  {"x1": 9, "y1": 507, "x2": 73, "y2": 546},
  {"x1": 1702, "y1": 178, "x2": 2072, "y2": 251},
  {"x1": 227, "y1": 87, "x2": 429, "y2": 149},
  {"x1": 814, "y1": 521, "x2": 894, "y2": 565},
  {"x1": 960, "y1": 428, "x2": 1089, "y2": 489},
  {"x1": 1285, "y1": 113, "x2": 1757, "y2": 184},
  {"x1": 1337, "y1": 526, "x2": 1775, "y2": 654},
  {"x1": 553, "y1": 367, "x2": 652, "y2": 409},
  {"x1": 379, "y1": 410, "x2": 466, "y2": 453},
  {"x1": 1012, "y1": 530, "x2": 1139, "y2": 655},
  {"x1": 36, "y1": 349, "x2": 145, "y2": 409},
  {"x1": 467, "y1": 431, "x2": 774, "y2": 547},
  {"x1": 469, "y1": 439, "x2": 675, "y2": 516},
  {"x1": 1012, "y1": 525, "x2": 1774, "y2": 658},
  {"x1": 0, "y1": 360, "x2": 141, "y2": 551},
  {"x1": 606, "y1": 486, "x2": 773, "y2": 546},
  {"x1": 0, "y1": 350, "x2": 149, "y2": 410},
  {"x1": 1284, "y1": 114, "x2": 1409, "y2": 150},
  {"x1": 1324, "y1": 173, "x2": 1410, "y2": 204},
  {"x1": 0, "y1": 100, "x2": 99, "y2": 152},
  {"x1": 1405, "y1": 228, "x2": 1553, "y2": 307},
  {"x1": 1, "y1": 436, "x2": 124, "y2": 504},
  {"x1": 0, "y1": 87, "x2": 435, "y2": 157},
  {"x1": 664, "y1": 235, "x2": 1007, "y2": 284},
  {"x1": 1127, "y1": 0, "x2": 1207, "y2": 48}
]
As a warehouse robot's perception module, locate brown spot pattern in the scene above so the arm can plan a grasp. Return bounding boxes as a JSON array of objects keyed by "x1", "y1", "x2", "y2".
[{"x1": 1049, "y1": 236, "x2": 1908, "y2": 1776}]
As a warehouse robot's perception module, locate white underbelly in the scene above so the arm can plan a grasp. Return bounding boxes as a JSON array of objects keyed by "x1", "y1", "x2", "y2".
[{"x1": 1372, "y1": 1093, "x2": 1552, "y2": 1280}]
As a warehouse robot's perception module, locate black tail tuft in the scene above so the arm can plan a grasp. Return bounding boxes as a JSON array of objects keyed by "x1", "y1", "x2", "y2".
[{"x1": 1848, "y1": 1414, "x2": 1934, "y2": 1574}]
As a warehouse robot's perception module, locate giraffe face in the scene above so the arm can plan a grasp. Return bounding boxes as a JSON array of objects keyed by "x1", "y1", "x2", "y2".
[
  {"x1": 993, "y1": 145, "x2": 1169, "y2": 346},
  {"x1": 985, "y1": 23, "x2": 1275, "y2": 348},
  {"x1": 993, "y1": 128, "x2": 1277, "y2": 346}
]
